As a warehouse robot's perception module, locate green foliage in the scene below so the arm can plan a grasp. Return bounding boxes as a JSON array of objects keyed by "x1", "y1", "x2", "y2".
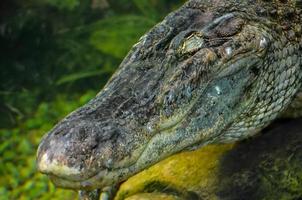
[
  {"x1": 56, "y1": 69, "x2": 110, "y2": 85},
  {"x1": 132, "y1": 0, "x2": 159, "y2": 19},
  {"x1": 44, "y1": 0, "x2": 80, "y2": 10},
  {"x1": 0, "y1": 91, "x2": 95, "y2": 200},
  {"x1": 90, "y1": 15, "x2": 155, "y2": 58},
  {"x1": 0, "y1": 0, "x2": 185, "y2": 199}
]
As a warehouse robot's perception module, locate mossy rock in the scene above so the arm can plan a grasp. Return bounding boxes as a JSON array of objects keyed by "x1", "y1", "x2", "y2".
[
  {"x1": 114, "y1": 118, "x2": 302, "y2": 200},
  {"x1": 125, "y1": 193, "x2": 181, "y2": 200}
]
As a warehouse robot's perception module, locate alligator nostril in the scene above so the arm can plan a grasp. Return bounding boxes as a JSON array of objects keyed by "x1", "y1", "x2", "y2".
[{"x1": 77, "y1": 127, "x2": 88, "y2": 141}]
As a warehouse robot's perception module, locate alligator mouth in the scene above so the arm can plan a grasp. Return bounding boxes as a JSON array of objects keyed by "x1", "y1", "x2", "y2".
[
  {"x1": 38, "y1": 48, "x2": 259, "y2": 191},
  {"x1": 37, "y1": 148, "x2": 140, "y2": 190}
]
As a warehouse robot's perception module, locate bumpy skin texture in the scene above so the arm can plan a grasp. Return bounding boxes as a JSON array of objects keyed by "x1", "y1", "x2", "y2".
[{"x1": 36, "y1": 0, "x2": 302, "y2": 196}]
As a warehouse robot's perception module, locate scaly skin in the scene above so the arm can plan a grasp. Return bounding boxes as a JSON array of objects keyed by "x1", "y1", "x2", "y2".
[{"x1": 36, "y1": 0, "x2": 302, "y2": 199}]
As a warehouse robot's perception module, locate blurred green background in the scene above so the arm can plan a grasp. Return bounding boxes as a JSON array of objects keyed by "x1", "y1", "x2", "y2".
[{"x1": 0, "y1": 0, "x2": 185, "y2": 199}]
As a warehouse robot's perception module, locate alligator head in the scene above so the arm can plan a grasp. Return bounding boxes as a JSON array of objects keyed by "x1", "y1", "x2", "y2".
[{"x1": 37, "y1": 0, "x2": 302, "y2": 193}]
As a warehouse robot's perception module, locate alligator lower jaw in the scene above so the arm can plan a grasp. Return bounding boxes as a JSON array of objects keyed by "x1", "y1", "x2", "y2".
[
  {"x1": 49, "y1": 175, "x2": 111, "y2": 191},
  {"x1": 48, "y1": 165, "x2": 134, "y2": 190},
  {"x1": 50, "y1": 174, "x2": 120, "y2": 200},
  {"x1": 49, "y1": 175, "x2": 84, "y2": 189},
  {"x1": 48, "y1": 171, "x2": 114, "y2": 190}
]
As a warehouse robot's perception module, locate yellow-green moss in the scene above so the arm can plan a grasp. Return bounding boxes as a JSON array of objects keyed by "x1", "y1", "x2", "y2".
[
  {"x1": 115, "y1": 144, "x2": 235, "y2": 200},
  {"x1": 125, "y1": 193, "x2": 181, "y2": 200}
]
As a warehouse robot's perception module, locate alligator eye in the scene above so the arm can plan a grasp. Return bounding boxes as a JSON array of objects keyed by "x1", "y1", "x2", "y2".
[{"x1": 179, "y1": 33, "x2": 204, "y2": 55}]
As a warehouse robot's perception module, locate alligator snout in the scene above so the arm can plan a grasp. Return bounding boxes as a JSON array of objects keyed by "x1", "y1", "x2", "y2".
[{"x1": 37, "y1": 118, "x2": 117, "y2": 182}]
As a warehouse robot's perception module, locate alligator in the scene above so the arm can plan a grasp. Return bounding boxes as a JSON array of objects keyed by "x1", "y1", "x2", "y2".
[{"x1": 36, "y1": 0, "x2": 302, "y2": 199}]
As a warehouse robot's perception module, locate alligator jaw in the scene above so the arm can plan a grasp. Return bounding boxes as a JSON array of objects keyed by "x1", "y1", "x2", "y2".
[{"x1": 47, "y1": 168, "x2": 121, "y2": 190}]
